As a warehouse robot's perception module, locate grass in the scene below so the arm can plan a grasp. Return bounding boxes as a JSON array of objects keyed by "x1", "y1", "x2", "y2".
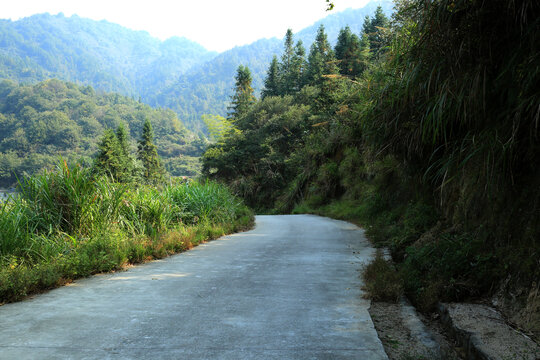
[
  {"x1": 362, "y1": 250, "x2": 403, "y2": 302},
  {"x1": 0, "y1": 161, "x2": 253, "y2": 303}
]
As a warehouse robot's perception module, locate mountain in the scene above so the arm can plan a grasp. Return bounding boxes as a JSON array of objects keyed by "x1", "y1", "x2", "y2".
[
  {"x1": 0, "y1": 13, "x2": 217, "y2": 98},
  {"x1": 149, "y1": 37, "x2": 282, "y2": 132},
  {"x1": 147, "y1": 0, "x2": 394, "y2": 129},
  {"x1": 0, "y1": 1, "x2": 393, "y2": 131}
]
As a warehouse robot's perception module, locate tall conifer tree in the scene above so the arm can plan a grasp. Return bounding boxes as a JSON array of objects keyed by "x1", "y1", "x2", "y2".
[
  {"x1": 228, "y1": 65, "x2": 255, "y2": 122},
  {"x1": 262, "y1": 56, "x2": 280, "y2": 99},
  {"x1": 363, "y1": 6, "x2": 390, "y2": 56},
  {"x1": 279, "y1": 29, "x2": 296, "y2": 94},
  {"x1": 115, "y1": 123, "x2": 135, "y2": 182},
  {"x1": 291, "y1": 40, "x2": 308, "y2": 92},
  {"x1": 335, "y1": 26, "x2": 365, "y2": 77},
  {"x1": 306, "y1": 25, "x2": 338, "y2": 85},
  {"x1": 93, "y1": 129, "x2": 123, "y2": 181},
  {"x1": 137, "y1": 119, "x2": 165, "y2": 185}
]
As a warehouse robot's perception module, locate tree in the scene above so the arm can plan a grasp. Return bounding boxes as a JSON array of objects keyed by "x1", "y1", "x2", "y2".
[
  {"x1": 291, "y1": 41, "x2": 308, "y2": 91},
  {"x1": 137, "y1": 119, "x2": 165, "y2": 185},
  {"x1": 335, "y1": 26, "x2": 366, "y2": 77},
  {"x1": 202, "y1": 114, "x2": 237, "y2": 143},
  {"x1": 262, "y1": 56, "x2": 280, "y2": 99},
  {"x1": 363, "y1": 6, "x2": 390, "y2": 56},
  {"x1": 93, "y1": 129, "x2": 123, "y2": 181},
  {"x1": 228, "y1": 65, "x2": 256, "y2": 123},
  {"x1": 279, "y1": 29, "x2": 296, "y2": 94},
  {"x1": 115, "y1": 123, "x2": 135, "y2": 182},
  {"x1": 116, "y1": 123, "x2": 130, "y2": 158},
  {"x1": 335, "y1": 26, "x2": 369, "y2": 77},
  {"x1": 306, "y1": 25, "x2": 338, "y2": 85}
]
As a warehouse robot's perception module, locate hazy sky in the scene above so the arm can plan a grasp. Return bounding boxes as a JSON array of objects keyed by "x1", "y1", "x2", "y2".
[{"x1": 2, "y1": 0, "x2": 372, "y2": 52}]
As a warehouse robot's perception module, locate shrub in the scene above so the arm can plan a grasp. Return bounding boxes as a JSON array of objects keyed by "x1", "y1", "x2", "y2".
[{"x1": 362, "y1": 251, "x2": 403, "y2": 302}]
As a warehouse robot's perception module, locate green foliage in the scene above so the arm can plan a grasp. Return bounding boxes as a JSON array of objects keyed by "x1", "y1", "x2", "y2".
[
  {"x1": 262, "y1": 31, "x2": 308, "y2": 98},
  {"x1": 362, "y1": 6, "x2": 390, "y2": 56},
  {"x1": 201, "y1": 114, "x2": 238, "y2": 143},
  {"x1": 362, "y1": 251, "x2": 403, "y2": 302},
  {"x1": 326, "y1": 1, "x2": 335, "y2": 11},
  {"x1": 401, "y1": 232, "x2": 500, "y2": 311},
  {"x1": 164, "y1": 180, "x2": 248, "y2": 224},
  {"x1": 335, "y1": 26, "x2": 369, "y2": 77},
  {"x1": 262, "y1": 56, "x2": 281, "y2": 98},
  {"x1": 93, "y1": 129, "x2": 125, "y2": 182},
  {"x1": 306, "y1": 25, "x2": 339, "y2": 85},
  {"x1": 16, "y1": 161, "x2": 126, "y2": 237},
  {"x1": 228, "y1": 65, "x2": 256, "y2": 121},
  {"x1": 0, "y1": 162, "x2": 252, "y2": 302},
  {"x1": 0, "y1": 5, "x2": 394, "y2": 132},
  {"x1": 0, "y1": 79, "x2": 198, "y2": 187},
  {"x1": 203, "y1": 1, "x2": 540, "y2": 312},
  {"x1": 137, "y1": 120, "x2": 166, "y2": 185},
  {"x1": 0, "y1": 13, "x2": 216, "y2": 113},
  {"x1": 202, "y1": 95, "x2": 312, "y2": 210}
]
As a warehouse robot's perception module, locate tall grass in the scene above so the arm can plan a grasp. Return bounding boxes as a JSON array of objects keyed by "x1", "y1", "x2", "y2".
[
  {"x1": 164, "y1": 181, "x2": 245, "y2": 224},
  {"x1": 362, "y1": 0, "x2": 540, "y2": 248},
  {"x1": 0, "y1": 160, "x2": 253, "y2": 302}
]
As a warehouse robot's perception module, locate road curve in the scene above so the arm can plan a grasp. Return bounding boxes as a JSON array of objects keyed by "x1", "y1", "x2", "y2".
[{"x1": 0, "y1": 215, "x2": 387, "y2": 359}]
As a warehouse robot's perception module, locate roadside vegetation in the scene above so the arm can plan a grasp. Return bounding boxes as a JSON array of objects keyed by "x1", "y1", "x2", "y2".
[
  {"x1": 202, "y1": 0, "x2": 539, "y2": 337},
  {"x1": 0, "y1": 120, "x2": 252, "y2": 304}
]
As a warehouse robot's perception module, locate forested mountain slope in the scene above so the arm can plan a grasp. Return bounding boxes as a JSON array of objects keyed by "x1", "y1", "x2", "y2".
[
  {"x1": 0, "y1": 1, "x2": 392, "y2": 131},
  {"x1": 150, "y1": 0, "x2": 394, "y2": 128},
  {"x1": 0, "y1": 79, "x2": 203, "y2": 187},
  {"x1": 0, "y1": 13, "x2": 216, "y2": 103}
]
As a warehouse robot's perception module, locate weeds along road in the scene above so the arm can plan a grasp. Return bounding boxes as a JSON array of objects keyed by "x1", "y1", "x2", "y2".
[{"x1": 0, "y1": 215, "x2": 387, "y2": 360}]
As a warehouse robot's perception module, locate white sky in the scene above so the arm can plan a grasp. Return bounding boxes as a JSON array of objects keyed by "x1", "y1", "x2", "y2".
[{"x1": 2, "y1": 0, "x2": 371, "y2": 52}]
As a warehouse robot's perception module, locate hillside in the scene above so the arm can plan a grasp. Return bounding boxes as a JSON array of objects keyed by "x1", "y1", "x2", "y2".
[
  {"x1": 0, "y1": 13, "x2": 216, "y2": 104},
  {"x1": 150, "y1": 0, "x2": 394, "y2": 128},
  {"x1": 0, "y1": 79, "x2": 203, "y2": 187},
  {"x1": 0, "y1": 1, "x2": 393, "y2": 131}
]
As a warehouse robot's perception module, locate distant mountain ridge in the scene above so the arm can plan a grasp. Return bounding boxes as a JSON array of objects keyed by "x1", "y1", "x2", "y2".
[
  {"x1": 0, "y1": 13, "x2": 217, "y2": 97},
  {"x1": 0, "y1": 1, "x2": 393, "y2": 131}
]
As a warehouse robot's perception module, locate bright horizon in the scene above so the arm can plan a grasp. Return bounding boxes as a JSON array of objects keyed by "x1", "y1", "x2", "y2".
[{"x1": 2, "y1": 0, "x2": 374, "y2": 53}]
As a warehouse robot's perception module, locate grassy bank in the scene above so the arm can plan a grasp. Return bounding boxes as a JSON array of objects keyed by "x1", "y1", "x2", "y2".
[
  {"x1": 0, "y1": 161, "x2": 253, "y2": 303},
  {"x1": 295, "y1": 186, "x2": 539, "y2": 314}
]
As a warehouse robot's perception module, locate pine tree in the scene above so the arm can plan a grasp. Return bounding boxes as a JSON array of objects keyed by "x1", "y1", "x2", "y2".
[
  {"x1": 137, "y1": 119, "x2": 165, "y2": 185},
  {"x1": 306, "y1": 25, "x2": 338, "y2": 85},
  {"x1": 363, "y1": 6, "x2": 390, "y2": 56},
  {"x1": 262, "y1": 56, "x2": 280, "y2": 99},
  {"x1": 335, "y1": 26, "x2": 365, "y2": 77},
  {"x1": 116, "y1": 123, "x2": 130, "y2": 158},
  {"x1": 362, "y1": 15, "x2": 373, "y2": 38},
  {"x1": 228, "y1": 65, "x2": 255, "y2": 122},
  {"x1": 93, "y1": 129, "x2": 123, "y2": 181},
  {"x1": 115, "y1": 123, "x2": 135, "y2": 182},
  {"x1": 279, "y1": 29, "x2": 296, "y2": 94},
  {"x1": 291, "y1": 40, "x2": 308, "y2": 92}
]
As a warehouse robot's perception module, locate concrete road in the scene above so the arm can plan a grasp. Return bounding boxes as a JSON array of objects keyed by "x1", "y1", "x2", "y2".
[{"x1": 0, "y1": 215, "x2": 388, "y2": 359}]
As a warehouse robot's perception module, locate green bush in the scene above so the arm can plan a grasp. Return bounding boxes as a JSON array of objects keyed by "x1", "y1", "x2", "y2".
[
  {"x1": 362, "y1": 251, "x2": 403, "y2": 302},
  {"x1": 400, "y1": 232, "x2": 500, "y2": 311},
  {"x1": 0, "y1": 162, "x2": 253, "y2": 303}
]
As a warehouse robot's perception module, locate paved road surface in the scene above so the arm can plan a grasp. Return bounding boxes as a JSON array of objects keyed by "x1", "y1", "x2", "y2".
[{"x1": 0, "y1": 215, "x2": 387, "y2": 359}]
